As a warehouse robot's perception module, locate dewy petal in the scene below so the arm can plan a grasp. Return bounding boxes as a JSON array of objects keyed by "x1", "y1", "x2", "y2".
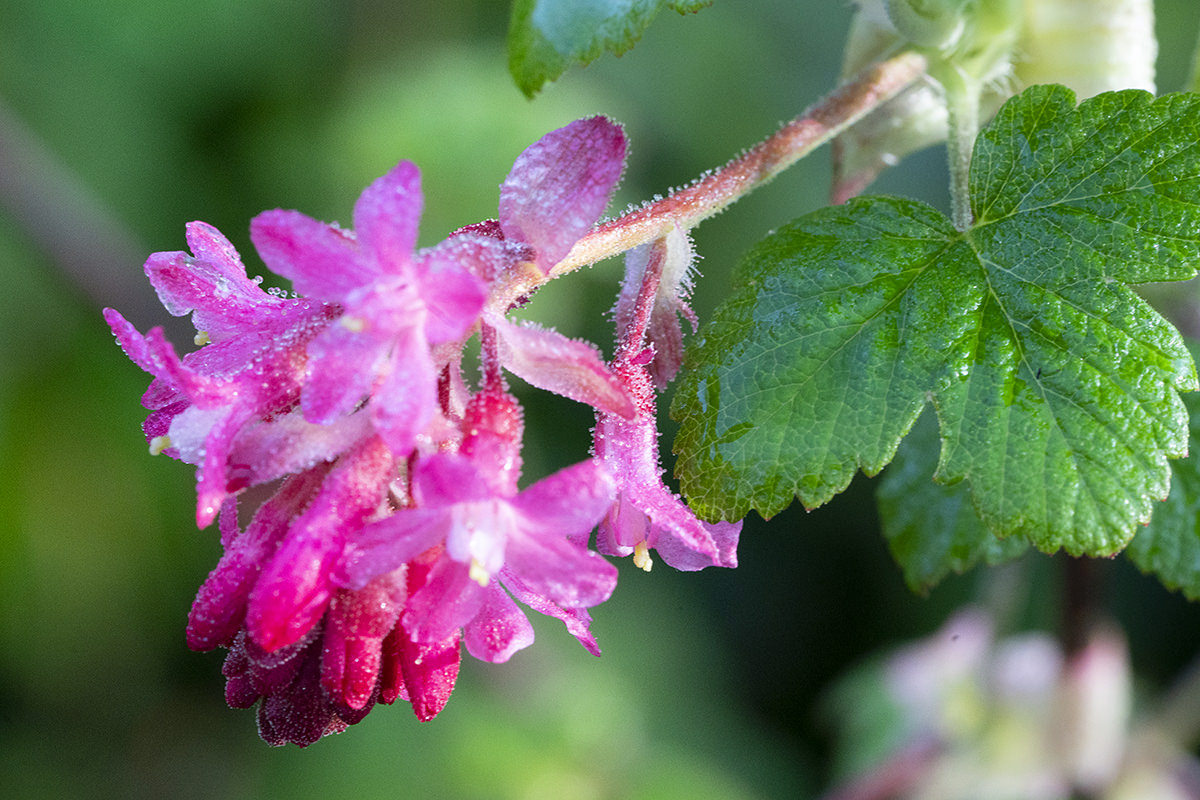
[
  {"x1": 320, "y1": 574, "x2": 406, "y2": 710},
  {"x1": 145, "y1": 222, "x2": 285, "y2": 341},
  {"x1": 402, "y1": 556, "x2": 484, "y2": 645},
  {"x1": 504, "y1": 527, "x2": 618, "y2": 609},
  {"x1": 513, "y1": 459, "x2": 616, "y2": 543},
  {"x1": 396, "y1": 628, "x2": 461, "y2": 722},
  {"x1": 247, "y1": 436, "x2": 394, "y2": 652},
  {"x1": 416, "y1": 243, "x2": 489, "y2": 343},
  {"x1": 491, "y1": 316, "x2": 635, "y2": 419},
  {"x1": 502, "y1": 569, "x2": 602, "y2": 656},
  {"x1": 250, "y1": 209, "x2": 371, "y2": 301},
  {"x1": 228, "y1": 409, "x2": 373, "y2": 489},
  {"x1": 187, "y1": 469, "x2": 329, "y2": 650},
  {"x1": 353, "y1": 160, "x2": 422, "y2": 276},
  {"x1": 499, "y1": 116, "x2": 627, "y2": 274},
  {"x1": 301, "y1": 319, "x2": 391, "y2": 425},
  {"x1": 655, "y1": 519, "x2": 741, "y2": 571},
  {"x1": 336, "y1": 507, "x2": 449, "y2": 591},
  {"x1": 370, "y1": 326, "x2": 438, "y2": 457},
  {"x1": 462, "y1": 582, "x2": 535, "y2": 663}
]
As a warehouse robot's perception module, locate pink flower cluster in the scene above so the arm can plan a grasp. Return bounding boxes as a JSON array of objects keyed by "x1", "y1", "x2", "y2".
[{"x1": 105, "y1": 117, "x2": 740, "y2": 746}]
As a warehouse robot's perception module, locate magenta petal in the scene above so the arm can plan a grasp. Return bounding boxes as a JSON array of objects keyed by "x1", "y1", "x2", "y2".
[
  {"x1": 492, "y1": 317, "x2": 634, "y2": 418},
  {"x1": 514, "y1": 459, "x2": 616, "y2": 542},
  {"x1": 502, "y1": 570, "x2": 602, "y2": 656},
  {"x1": 250, "y1": 209, "x2": 371, "y2": 301},
  {"x1": 301, "y1": 321, "x2": 391, "y2": 424},
  {"x1": 415, "y1": 249, "x2": 487, "y2": 343},
  {"x1": 403, "y1": 557, "x2": 484, "y2": 644},
  {"x1": 370, "y1": 327, "x2": 438, "y2": 457},
  {"x1": 398, "y1": 629, "x2": 461, "y2": 722},
  {"x1": 247, "y1": 437, "x2": 393, "y2": 652},
  {"x1": 321, "y1": 576, "x2": 406, "y2": 709},
  {"x1": 187, "y1": 470, "x2": 327, "y2": 650},
  {"x1": 656, "y1": 519, "x2": 741, "y2": 571},
  {"x1": 229, "y1": 410, "x2": 372, "y2": 489},
  {"x1": 353, "y1": 161, "x2": 422, "y2": 276},
  {"x1": 193, "y1": 406, "x2": 254, "y2": 527},
  {"x1": 636, "y1": 484, "x2": 720, "y2": 567},
  {"x1": 336, "y1": 507, "x2": 449, "y2": 590},
  {"x1": 504, "y1": 528, "x2": 617, "y2": 609},
  {"x1": 499, "y1": 116, "x2": 627, "y2": 273},
  {"x1": 412, "y1": 452, "x2": 493, "y2": 505},
  {"x1": 462, "y1": 583, "x2": 535, "y2": 663},
  {"x1": 146, "y1": 222, "x2": 281, "y2": 340}
]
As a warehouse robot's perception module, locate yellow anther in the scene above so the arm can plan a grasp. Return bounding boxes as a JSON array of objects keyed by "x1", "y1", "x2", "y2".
[
  {"x1": 339, "y1": 315, "x2": 367, "y2": 333},
  {"x1": 632, "y1": 541, "x2": 653, "y2": 573},
  {"x1": 193, "y1": 330, "x2": 211, "y2": 346},
  {"x1": 468, "y1": 559, "x2": 490, "y2": 587},
  {"x1": 149, "y1": 435, "x2": 172, "y2": 456}
]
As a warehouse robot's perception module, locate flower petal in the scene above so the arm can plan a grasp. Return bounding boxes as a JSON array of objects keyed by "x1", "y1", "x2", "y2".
[
  {"x1": 369, "y1": 326, "x2": 438, "y2": 457},
  {"x1": 499, "y1": 116, "x2": 626, "y2": 274},
  {"x1": 247, "y1": 437, "x2": 394, "y2": 652},
  {"x1": 514, "y1": 458, "x2": 616, "y2": 543},
  {"x1": 462, "y1": 582, "x2": 535, "y2": 663},
  {"x1": 145, "y1": 222, "x2": 284, "y2": 341},
  {"x1": 655, "y1": 519, "x2": 741, "y2": 571},
  {"x1": 502, "y1": 569, "x2": 602, "y2": 656},
  {"x1": 250, "y1": 209, "x2": 371, "y2": 301},
  {"x1": 301, "y1": 319, "x2": 391, "y2": 424},
  {"x1": 187, "y1": 470, "x2": 328, "y2": 650},
  {"x1": 336, "y1": 507, "x2": 449, "y2": 591},
  {"x1": 416, "y1": 244, "x2": 488, "y2": 343},
  {"x1": 504, "y1": 529, "x2": 617, "y2": 609},
  {"x1": 402, "y1": 556, "x2": 484, "y2": 645},
  {"x1": 353, "y1": 161, "x2": 422, "y2": 276},
  {"x1": 492, "y1": 316, "x2": 634, "y2": 418},
  {"x1": 397, "y1": 628, "x2": 461, "y2": 722}
]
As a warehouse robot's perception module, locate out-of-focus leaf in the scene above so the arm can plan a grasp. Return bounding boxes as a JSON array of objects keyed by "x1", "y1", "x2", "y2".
[{"x1": 508, "y1": 0, "x2": 712, "y2": 98}]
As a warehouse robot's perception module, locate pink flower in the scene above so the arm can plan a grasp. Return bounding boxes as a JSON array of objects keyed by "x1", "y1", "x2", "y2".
[
  {"x1": 337, "y1": 389, "x2": 618, "y2": 662},
  {"x1": 250, "y1": 161, "x2": 490, "y2": 457},
  {"x1": 103, "y1": 222, "x2": 337, "y2": 527},
  {"x1": 594, "y1": 233, "x2": 741, "y2": 571}
]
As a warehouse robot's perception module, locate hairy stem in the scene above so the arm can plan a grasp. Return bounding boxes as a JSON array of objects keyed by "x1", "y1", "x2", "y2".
[
  {"x1": 493, "y1": 50, "x2": 928, "y2": 307},
  {"x1": 939, "y1": 65, "x2": 979, "y2": 232}
]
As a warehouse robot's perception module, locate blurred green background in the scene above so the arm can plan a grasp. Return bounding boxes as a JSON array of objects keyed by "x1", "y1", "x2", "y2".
[{"x1": 2, "y1": 2, "x2": 1199, "y2": 798}]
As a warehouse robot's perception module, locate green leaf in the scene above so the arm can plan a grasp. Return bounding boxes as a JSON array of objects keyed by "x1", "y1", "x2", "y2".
[
  {"x1": 673, "y1": 85, "x2": 1200, "y2": 555},
  {"x1": 1126, "y1": 344, "x2": 1200, "y2": 599},
  {"x1": 508, "y1": 0, "x2": 711, "y2": 98},
  {"x1": 877, "y1": 409, "x2": 1029, "y2": 593}
]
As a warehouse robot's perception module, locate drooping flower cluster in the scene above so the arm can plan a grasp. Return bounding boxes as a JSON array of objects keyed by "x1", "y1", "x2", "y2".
[{"x1": 105, "y1": 116, "x2": 739, "y2": 746}]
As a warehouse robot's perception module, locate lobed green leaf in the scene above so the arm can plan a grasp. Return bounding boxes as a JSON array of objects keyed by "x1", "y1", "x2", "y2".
[
  {"x1": 673, "y1": 85, "x2": 1200, "y2": 556},
  {"x1": 508, "y1": 0, "x2": 711, "y2": 98}
]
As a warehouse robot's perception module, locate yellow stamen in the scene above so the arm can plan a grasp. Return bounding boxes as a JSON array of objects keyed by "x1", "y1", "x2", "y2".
[
  {"x1": 339, "y1": 315, "x2": 367, "y2": 333},
  {"x1": 468, "y1": 559, "x2": 490, "y2": 587},
  {"x1": 193, "y1": 330, "x2": 211, "y2": 346},
  {"x1": 632, "y1": 541, "x2": 653, "y2": 572},
  {"x1": 149, "y1": 435, "x2": 172, "y2": 456}
]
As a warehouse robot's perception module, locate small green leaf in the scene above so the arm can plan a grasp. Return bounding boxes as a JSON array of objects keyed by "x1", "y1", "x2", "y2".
[
  {"x1": 508, "y1": 0, "x2": 711, "y2": 98},
  {"x1": 673, "y1": 85, "x2": 1200, "y2": 555},
  {"x1": 877, "y1": 409, "x2": 1028, "y2": 593}
]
